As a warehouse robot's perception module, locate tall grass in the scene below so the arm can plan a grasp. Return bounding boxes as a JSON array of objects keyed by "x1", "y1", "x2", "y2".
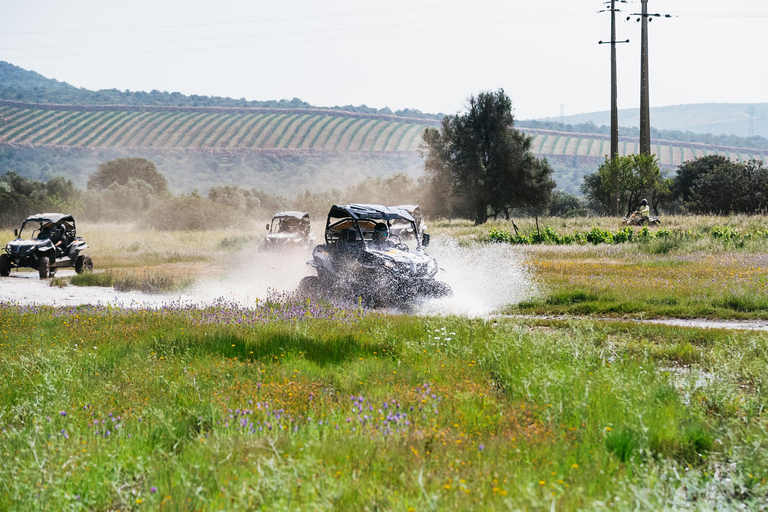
[{"x1": 1, "y1": 301, "x2": 767, "y2": 510}]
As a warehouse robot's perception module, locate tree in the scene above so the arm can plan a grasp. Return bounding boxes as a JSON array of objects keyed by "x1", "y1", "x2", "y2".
[
  {"x1": 673, "y1": 155, "x2": 730, "y2": 203},
  {"x1": 548, "y1": 190, "x2": 586, "y2": 217},
  {"x1": 420, "y1": 89, "x2": 555, "y2": 224},
  {"x1": 685, "y1": 159, "x2": 768, "y2": 214},
  {"x1": 581, "y1": 154, "x2": 670, "y2": 215},
  {"x1": 87, "y1": 158, "x2": 168, "y2": 195}
]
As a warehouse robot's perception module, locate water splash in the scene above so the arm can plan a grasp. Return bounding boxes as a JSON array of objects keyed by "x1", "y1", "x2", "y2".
[{"x1": 415, "y1": 238, "x2": 537, "y2": 317}]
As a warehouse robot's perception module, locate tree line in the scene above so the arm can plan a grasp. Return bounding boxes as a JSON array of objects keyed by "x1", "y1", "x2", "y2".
[{"x1": 2, "y1": 89, "x2": 765, "y2": 230}]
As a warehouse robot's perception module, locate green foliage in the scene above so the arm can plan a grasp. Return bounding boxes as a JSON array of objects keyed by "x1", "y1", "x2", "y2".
[
  {"x1": 70, "y1": 269, "x2": 193, "y2": 293},
  {"x1": 548, "y1": 190, "x2": 587, "y2": 216},
  {"x1": 605, "y1": 427, "x2": 640, "y2": 463},
  {"x1": 81, "y1": 179, "x2": 158, "y2": 223},
  {"x1": 141, "y1": 195, "x2": 237, "y2": 231},
  {"x1": 1, "y1": 305, "x2": 763, "y2": 509},
  {"x1": 87, "y1": 158, "x2": 168, "y2": 195},
  {"x1": 0, "y1": 171, "x2": 81, "y2": 227},
  {"x1": 490, "y1": 225, "x2": 634, "y2": 245},
  {"x1": 581, "y1": 154, "x2": 670, "y2": 215},
  {"x1": 421, "y1": 89, "x2": 555, "y2": 224},
  {"x1": 682, "y1": 158, "x2": 768, "y2": 214}
]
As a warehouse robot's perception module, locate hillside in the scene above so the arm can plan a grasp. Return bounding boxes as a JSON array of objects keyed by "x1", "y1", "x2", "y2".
[
  {"x1": 1, "y1": 101, "x2": 765, "y2": 167},
  {"x1": 2, "y1": 100, "x2": 767, "y2": 196},
  {"x1": 547, "y1": 103, "x2": 768, "y2": 139},
  {"x1": 0, "y1": 61, "x2": 442, "y2": 121},
  {"x1": 1, "y1": 60, "x2": 767, "y2": 196}
]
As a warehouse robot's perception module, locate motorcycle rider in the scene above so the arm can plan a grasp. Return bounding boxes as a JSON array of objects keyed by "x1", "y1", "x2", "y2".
[{"x1": 638, "y1": 199, "x2": 650, "y2": 224}]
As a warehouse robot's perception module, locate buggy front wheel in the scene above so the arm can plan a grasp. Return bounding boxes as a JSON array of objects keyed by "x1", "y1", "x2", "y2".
[
  {"x1": 38, "y1": 256, "x2": 50, "y2": 279},
  {"x1": 75, "y1": 255, "x2": 93, "y2": 274},
  {"x1": 0, "y1": 254, "x2": 10, "y2": 276},
  {"x1": 297, "y1": 276, "x2": 322, "y2": 298}
]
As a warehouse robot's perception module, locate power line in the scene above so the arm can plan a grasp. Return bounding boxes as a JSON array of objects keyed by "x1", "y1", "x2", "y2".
[
  {"x1": 4, "y1": 11, "x2": 595, "y2": 60},
  {"x1": 0, "y1": 7, "x2": 593, "y2": 52},
  {"x1": 0, "y1": 1, "x2": 594, "y2": 36}
]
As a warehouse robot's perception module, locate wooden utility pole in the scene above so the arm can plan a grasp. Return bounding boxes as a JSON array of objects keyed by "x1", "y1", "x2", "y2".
[
  {"x1": 632, "y1": 2, "x2": 672, "y2": 155},
  {"x1": 599, "y1": 0, "x2": 629, "y2": 216},
  {"x1": 631, "y1": 2, "x2": 671, "y2": 211},
  {"x1": 639, "y1": 0, "x2": 651, "y2": 155}
]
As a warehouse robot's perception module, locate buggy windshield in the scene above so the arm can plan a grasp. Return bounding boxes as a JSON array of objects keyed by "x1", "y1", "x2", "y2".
[
  {"x1": 271, "y1": 216, "x2": 309, "y2": 235},
  {"x1": 18, "y1": 220, "x2": 48, "y2": 240}
]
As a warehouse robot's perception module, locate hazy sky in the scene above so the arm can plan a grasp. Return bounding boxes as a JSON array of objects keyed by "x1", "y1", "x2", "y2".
[{"x1": 0, "y1": 0, "x2": 765, "y2": 120}]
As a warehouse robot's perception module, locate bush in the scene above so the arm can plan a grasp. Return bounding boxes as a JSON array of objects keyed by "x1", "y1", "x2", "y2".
[{"x1": 141, "y1": 195, "x2": 238, "y2": 231}]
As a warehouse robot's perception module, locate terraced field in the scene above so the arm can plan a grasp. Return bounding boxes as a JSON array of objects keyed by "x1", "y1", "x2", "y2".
[{"x1": 1, "y1": 100, "x2": 766, "y2": 166}]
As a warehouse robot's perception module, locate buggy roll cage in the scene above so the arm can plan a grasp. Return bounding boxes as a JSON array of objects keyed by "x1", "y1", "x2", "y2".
[
  {"x1": 16, "y1": 213, "x2": 77, "y2": 240},
  {"x1": 324, "y1": 204, "x2": 420, "y2": 249}
]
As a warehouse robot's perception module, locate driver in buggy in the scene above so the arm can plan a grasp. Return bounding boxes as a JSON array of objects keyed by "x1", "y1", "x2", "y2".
[
  {"x1": 39, "y1": 224, "x2": 66, "y2": 256},
  {"x1": 369, "y1": 223, "x2": 395, "y2": 250}
]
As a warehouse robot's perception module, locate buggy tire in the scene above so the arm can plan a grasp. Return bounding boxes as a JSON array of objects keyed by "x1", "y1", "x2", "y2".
[
  {"x1": 75, "y1": 255, "x2": 93, "y2": 274},
  {"x1": 422, "y1": 280, "x2": 453, "y2": 299},
  {"x1": 0, "y1": 254, "x2": 10, "y2": 276},
  {"x1": 38, "y1": 256, "x2": 50, "y2": 279},
  {"x1": 297, "y1": 276, "x2": 322, "y2": 297}
]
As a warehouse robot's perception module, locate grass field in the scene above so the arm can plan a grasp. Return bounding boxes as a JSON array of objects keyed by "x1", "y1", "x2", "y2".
[
  {"x1": 2, "y1": 216, "x2": 768, "y2": 509},
  {"x1": 2, "y1": 298, "x2": 768, "y2": 510},
  {"x1": 432, "y1": 215, "x2": 768, "y2": 320}
]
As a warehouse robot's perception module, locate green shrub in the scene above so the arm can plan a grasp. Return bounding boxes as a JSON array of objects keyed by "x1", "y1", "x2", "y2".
[
  {"x1": 70, "y1": 271, "x2": 114, "y2": 287},
  {"x1": 605, "y1": 427, "x2": 639, "y2": 463}
]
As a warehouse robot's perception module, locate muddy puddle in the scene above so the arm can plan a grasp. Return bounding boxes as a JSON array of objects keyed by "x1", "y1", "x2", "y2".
[
  {"x1": 506, "y1": 314, "x2": 768, "y2": 332},
  {"x1": 0, "y1": 239, "x2": 539, "y2": 315}
]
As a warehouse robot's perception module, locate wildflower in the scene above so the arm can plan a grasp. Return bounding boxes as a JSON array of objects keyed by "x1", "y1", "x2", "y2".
[
  {"x1": 478, "y1": 444, "x2": 484, "y2": 451},
  {"x1": 150, "y1": 487, "x2": 157, "y2": 494},
  {"x1": 60, "y1": 411, "x2": 67, "y2": 417}
]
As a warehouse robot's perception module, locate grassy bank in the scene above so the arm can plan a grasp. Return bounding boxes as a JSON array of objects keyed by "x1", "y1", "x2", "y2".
[
  {"x1": 443, "y1": 215, "x2": 768, "y2": 320},
  {"x1": 1, "y1": 298, "x2": 767, "y2": 510}
]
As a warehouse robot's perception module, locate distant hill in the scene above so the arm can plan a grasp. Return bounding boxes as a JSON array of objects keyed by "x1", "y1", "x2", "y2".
[
  {"x1": 0, "y1": 61, "x2": 443, "y2": 121},
  {"x1": 0, "y1": 61, "x2": 75, "y2": 91},
  {"x1": 0, "y1": 60, "x2": 766, "y2": 197},
  {"x1": 541, "y1": 103, "x2": 768, "y2": 139},
  {"x1": 2, "y1": 100, "x2": 765, "y2": 166}
]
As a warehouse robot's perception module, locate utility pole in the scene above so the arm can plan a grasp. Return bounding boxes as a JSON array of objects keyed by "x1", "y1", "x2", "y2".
[
  {"x1": 630, "y1": 2, "x2": 671, "y2": 212},
  {"x1": 631, "y1": 2, "x2": 672, "y2": 155},
  {"x1": 599, "y1": 0, "x2": 629, "y2": 216}
]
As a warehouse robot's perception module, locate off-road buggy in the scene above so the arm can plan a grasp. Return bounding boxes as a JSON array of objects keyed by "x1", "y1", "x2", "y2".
[
  {"x1": 388, "y1": 204, "x2": 427, "y2": 239},
  {"x1": 1, "y1": 213, "x2": 93, "y2": 278},
  {"x1": 298, "y1": 204, "x2": 451, "y2": 307},
  {"x1": 264, "y1": 211, "x2": 314, "y2": 250}
]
